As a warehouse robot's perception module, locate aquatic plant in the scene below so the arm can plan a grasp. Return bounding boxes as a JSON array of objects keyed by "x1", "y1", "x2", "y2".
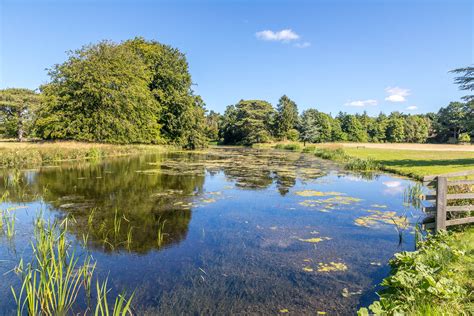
[
  {"x1": 156, "y1": 218, "x2": 167, "y2": 247},
  {"x1": 10, "y1": 217, "x2": 134, "y2": 315},
  {"x1": 344, "y1": 157, "x2": 381, "y2": 171},
  {"x1": 317, "y1": 262, "x2": 348, "y2": 273},
  {"x1": 95, "y1": 278, "x2": 134, "y2": 316},
  {"x1": 126, "y1": 226, "x2": 133, "y2": 252},
  {"x1": 3, "y1": 212, "x2": 16, "y2": 239},
  {"x1": 403, "y1": 183, "x2": 423, "y2": 209}
]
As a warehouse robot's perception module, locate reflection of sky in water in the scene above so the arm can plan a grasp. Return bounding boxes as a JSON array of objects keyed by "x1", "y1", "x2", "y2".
[{"x1": 0, "y1": 148, "x2": 428, "y2": 315}]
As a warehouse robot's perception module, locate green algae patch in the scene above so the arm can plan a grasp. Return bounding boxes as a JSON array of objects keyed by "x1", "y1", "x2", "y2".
[
  {"x1": 317, "y1": 262, "x2": 348, "y2": 273},
  {"x1": 298, "y1": 237, "x2": 331, "y2": 243},
  {"x1": 295, "y1": 190, "x2": 344, "y2": 197},
  {"x1": 354, "y1": 210, "x2": 408, "y2": 229}
]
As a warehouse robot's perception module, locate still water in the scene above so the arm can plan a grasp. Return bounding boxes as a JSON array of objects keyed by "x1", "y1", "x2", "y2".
[{"x1": 0, "y1": 147, "x2": 427, "y2": 315}]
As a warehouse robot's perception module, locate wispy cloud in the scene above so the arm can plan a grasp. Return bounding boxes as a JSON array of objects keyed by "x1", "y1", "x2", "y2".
[
  {"x1": 344, "y1": 99, "x2": 378, "y2": 107},
  {"x1": 255, "y1": 29, "x2": 300, "y2": 42},
  {"x1": 406, "y1": 105, "x2": 418, "y2": 111},
  {"x1": 385, "y1": 87, "x2": 410, "y2": 102},
  {"x1": 294, "y1": 41, "x2": 311, "y2": 48}
]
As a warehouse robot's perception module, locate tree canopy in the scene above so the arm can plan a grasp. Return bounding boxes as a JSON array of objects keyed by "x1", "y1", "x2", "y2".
[
  {"x1": 0, "y1": 88, "x2": 41, "y2": 141},
  {"x1": 220, "y1": 100, "x2": 276, "y2": 145},
  {"x1": 34, "y1": 38, "x2": 207, "y2": 147}
]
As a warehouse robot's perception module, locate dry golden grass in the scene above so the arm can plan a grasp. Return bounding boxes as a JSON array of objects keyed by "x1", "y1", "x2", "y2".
[{"x1": 0, "y1": 140, "x2": 170, "y2": 168}]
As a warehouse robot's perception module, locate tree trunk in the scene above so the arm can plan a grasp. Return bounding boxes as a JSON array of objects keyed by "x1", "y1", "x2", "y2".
[{"x1": 17, "y1": 116, "x2": 24, "y2": 142}]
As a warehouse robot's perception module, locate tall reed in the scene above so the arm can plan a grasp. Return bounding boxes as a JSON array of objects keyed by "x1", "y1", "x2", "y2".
[{"x1": 11, "y1": 217, "x2": 134, "y2": 315}]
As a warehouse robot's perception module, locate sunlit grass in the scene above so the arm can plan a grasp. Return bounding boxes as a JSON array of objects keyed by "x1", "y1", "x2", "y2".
[{"x1": 0, "y1": 140, "x2": 171, "y2": 168}]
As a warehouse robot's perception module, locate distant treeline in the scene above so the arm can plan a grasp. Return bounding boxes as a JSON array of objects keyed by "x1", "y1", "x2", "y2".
[
  {"x1": 208, "y1": 97, "x2": 473, "y2": 145},
  {"x1": 0, "y1": 37, "x2": 472, "y2": 147}
]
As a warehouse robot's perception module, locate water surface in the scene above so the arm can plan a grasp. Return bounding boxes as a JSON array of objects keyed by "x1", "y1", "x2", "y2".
[{"x1": 0, "y1": 147, "x2": 427, "y2": 315}]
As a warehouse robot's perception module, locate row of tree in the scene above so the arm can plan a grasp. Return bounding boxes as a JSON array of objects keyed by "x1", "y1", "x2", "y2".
[
  {"x1": 213, "y1": 97, "x2": 473, "y2": 145},
  {"x1": 0, "y1": 38, "x2": 208, "y2": 148},
  {"x1": 0, "y1": 39, "x2": 472, "y2": 147},
  {"x1": 212, "y1": 96, "x2": 469, "y2": 145}
]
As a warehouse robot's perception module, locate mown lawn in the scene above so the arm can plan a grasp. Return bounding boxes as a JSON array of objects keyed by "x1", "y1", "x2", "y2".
[{"x1": 343, "y1": 147, "x2": 474, "y2": 179}]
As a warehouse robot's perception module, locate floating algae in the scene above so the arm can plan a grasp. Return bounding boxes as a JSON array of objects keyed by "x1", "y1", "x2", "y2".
[
  {"x1": 298, "y1": 195, "x2": 362, "y2": 210},
  {"x1": 302, "y1": 266, "x2": 314, "y2": 272},
  {"x1": 370, "y1": 204, "x2": 387, "y2": 208},
  {"x1": 294, "y1": 190, "x2": 344, "y2": 197},
  {"x1": 354, "y1": 210, "x2": 408, "y2": 229},
  {"x1": 298, "y1": 237, "x2": 331, "y2": 243},
  {"x1": 317, "y1": 262, "x2": 348, "y2": 273}
]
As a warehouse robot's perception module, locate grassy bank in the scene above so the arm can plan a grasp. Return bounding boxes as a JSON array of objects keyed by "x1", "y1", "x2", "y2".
[
  {"x1": 259, "y1": 141, "x2": 474, "y2": 179},
  {"x1": 359, "y1": 228, "x2": 474, "y2": 315},
  {"x1": 0, "y1": 141, "x2": 171, "y2": 168}
]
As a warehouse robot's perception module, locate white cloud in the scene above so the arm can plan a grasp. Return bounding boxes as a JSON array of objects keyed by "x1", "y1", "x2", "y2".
[
  {"x1": 406, "y1": 105, "x2": 418, "y2": 111},
  {"x1": 383, "y1": 181, "x2": 401, "y2": 188},
  {"x1": 344, "y1": 99, "x2": 378, "y2": 107},
  {"x1": 255, "y1": 29, "x2": 300, "y2": 42},
  {"x1": 385, "y1": 87, "x2": 410, "y2": 102},
  {"x1": 294, "y1": 41, "x2": 311, "y2": 48}
]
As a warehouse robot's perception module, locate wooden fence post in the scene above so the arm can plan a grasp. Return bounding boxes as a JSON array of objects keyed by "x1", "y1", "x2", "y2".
[{"x1": 436, "y1": 176, "x2": 447, "y2": 231}]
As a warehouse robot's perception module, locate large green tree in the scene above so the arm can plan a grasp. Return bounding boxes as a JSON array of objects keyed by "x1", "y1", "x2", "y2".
[
  {"x1": 275, "y1": 95, "x2": 298, "y2": 139},
  {"x1": 404, "y1": 115, "x2": 430, "y2": 143},
  {"x1": 434, "y1": 101, "x2": 470, "y2": 142},
  {"x1": 35, "y1": 38, "x2": 207, "y2": 147},
  {"x1": 0, "y1": 88, "x2": 41, "y2": 141},
  {"x1": 221, "y1": 100, "x2": 275, "y2": 145},
  {"x1": 298, "y1": 109, "x2": 332, "y2": 143},
  {"x1": 125, "y1": 38, "x2": 207, "y2": 148},
  {"x1": 36, "y1": 41, "x2": 161, "y2": 143},
  {"x1": 385, "y1": 112, "x2": 406, "y2": 143},
  {"x1": 337, "y1": 112, "x2": 368, "y2": 142}
]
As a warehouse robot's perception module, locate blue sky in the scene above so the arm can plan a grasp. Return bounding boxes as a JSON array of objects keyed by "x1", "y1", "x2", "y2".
[{"x1": 1, "y1": 0, "x2": 472, "y2": 115}]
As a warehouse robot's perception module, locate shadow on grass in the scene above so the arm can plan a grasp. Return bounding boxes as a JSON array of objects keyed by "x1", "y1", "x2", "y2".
[{"x1": 376, "y1": 158, "x2": 474, "y2": 168}]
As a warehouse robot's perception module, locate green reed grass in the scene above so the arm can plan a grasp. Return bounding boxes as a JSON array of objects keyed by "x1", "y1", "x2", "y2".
[
  {"x1": 11, "y1": 217, "x2": 134, "y2": 315},
  {"x1": 4, "y1": 212, "x2": 15, "y2": 239},
  {"x1": 156, "y1": 219, "x2": 167, "y2": 247}
]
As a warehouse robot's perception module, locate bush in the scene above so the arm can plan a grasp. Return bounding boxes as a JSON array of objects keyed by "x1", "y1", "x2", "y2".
[
  {"x1": 358, "y1": 230, "x2": 473, "y2": 315},
  {"x1": 286, "y1": 129, "x2": 300, "y2": 141},
  {"x1": 458, "y1": 133, "x2": 471, "y2": 144}
]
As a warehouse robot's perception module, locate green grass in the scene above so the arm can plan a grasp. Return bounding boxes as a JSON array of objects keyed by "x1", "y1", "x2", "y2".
[{"x1": 344, "y1": 148, "x2": 474, "y2": 179}]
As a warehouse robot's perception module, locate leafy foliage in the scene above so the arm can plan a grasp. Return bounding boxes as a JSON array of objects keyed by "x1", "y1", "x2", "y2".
[
  {"x1": 220, "y1": 100, "x2": 276, "y2": 145},
  {"x1": 0, "y1": 88, "x2": 41, "y2": 141},
  {"x1": 34, "y1": 38, "x2": 207, "y2": 148},
  {"x1": 358, "y1": 230, "x2": 473, "y2": 315},
  {"x1": 275, "y1": 95, "x2": 298, "y2": 139}
]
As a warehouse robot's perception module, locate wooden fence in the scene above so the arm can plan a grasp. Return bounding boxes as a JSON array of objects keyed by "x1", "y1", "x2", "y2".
[{"x1": 422, "y1": 170, "x2": 474, "y2": 231}]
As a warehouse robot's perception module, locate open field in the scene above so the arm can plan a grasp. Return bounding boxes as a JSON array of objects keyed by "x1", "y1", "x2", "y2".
[
  {"x1": 258, "y1": 141, "x2": 474, "y2": 179},
  {"x1": 0, "y1": 141, "x2": 169, "y2": 168},
  {"x1": 332, "y1": 142, "x2": 474, "y2": 152}
]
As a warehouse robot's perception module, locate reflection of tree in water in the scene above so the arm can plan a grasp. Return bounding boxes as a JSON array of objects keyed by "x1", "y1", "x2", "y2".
[
  {"x1": 0, "y1": 148, "x2": 333, "y2": 253},
  {"x1": 0, "y1": 154, "x2": 206, "y2": 254},
  {"x1": 209, "y1": 148, "x2": 328, "y2": 195}
]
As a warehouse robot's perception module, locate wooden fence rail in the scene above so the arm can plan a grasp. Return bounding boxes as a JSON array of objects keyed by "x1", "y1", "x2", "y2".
[{"x1": 422, "y1": 170, "x2": 474, "y2": 231}]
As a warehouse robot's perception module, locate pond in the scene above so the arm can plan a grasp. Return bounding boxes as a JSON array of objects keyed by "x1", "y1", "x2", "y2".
[{"x1": 0, "y1": 147, "x2": 428, "y2": 315}]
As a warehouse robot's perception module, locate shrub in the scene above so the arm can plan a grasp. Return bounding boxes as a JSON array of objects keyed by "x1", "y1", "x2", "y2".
[{"x1": 458, "y1": 133, "x2": 471, "y2": 144}]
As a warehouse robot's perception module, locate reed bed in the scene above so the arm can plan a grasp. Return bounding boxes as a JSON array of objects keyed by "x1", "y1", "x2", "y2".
[{"x1": 10, "y1": 217, "x2": 134, "y2": 315}]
